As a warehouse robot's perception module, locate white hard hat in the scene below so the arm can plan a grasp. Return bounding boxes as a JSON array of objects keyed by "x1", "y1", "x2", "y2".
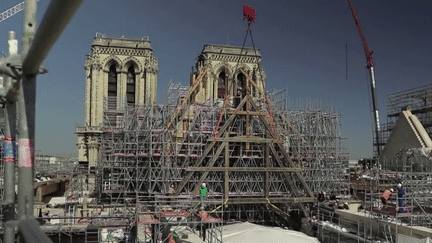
[
  {"x1": 390, "y1": 188, "x2": 394, "y2": 192},
  {"x1": 202, "y1": 183, "x2": 206, "y2": 187},
  {"x1": 397, "y1": 183, "x2": 402, "y2": 188}
]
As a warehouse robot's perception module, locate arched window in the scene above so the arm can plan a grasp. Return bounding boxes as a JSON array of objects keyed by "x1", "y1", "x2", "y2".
[
  {"x1": 127, "y1": 66, "x2": 135, "y2": 105},
  {"x1": 236, "y1": 72, "x2": 246, "y2": 96},
  {"x1": 107, "y1": 65, "x2": 117, "y2": 126},
  {"x1": 108, "y1": 65, "x2": 117, "y2": 107},
  {"x1": 218, "y1": 71, "x2": 226, "y2": 99}
]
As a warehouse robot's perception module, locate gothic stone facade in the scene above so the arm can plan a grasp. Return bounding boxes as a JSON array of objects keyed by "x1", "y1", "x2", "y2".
[
  {"x1": 76, "y1": 35, "x2": 158, "y2": 168},
  {"x1": 191, "y1": 44, "x2": 266, "y2": 103}
]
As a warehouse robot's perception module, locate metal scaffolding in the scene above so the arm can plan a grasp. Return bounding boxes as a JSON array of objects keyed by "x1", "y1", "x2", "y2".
[
  {"x1": 0, "y1": 78, "x2": 349, "y2": 242},
  {"x1": 96, "y1": 70, "x2": 348, "y2": 240},
  {"x1": 312, "y1": 147, "x2": 432, "y2": 243},
  {"x1": 268, "y1": 88, "x2": 349, "y2": 196},
  {"x1": 100, "y1": 93, "x2": 224, "y2": 242},
  {"x1": 308, "y1": 84, "x2": 432, "y2": 243},
  {"x1": 396, "y1": 148, "x2": 432, "y2": 228},
  {"x1": 0, "y1": 98, "x2": 4, "y2": 227}
]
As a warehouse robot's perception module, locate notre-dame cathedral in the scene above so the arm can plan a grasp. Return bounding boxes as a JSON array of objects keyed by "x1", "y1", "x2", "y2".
[
  {"x1": 76, "y1": 34, "x2": 158, "y2": 169},
  {"x1": 76, "y1": 33, "x2": 265, "y2": 170}
]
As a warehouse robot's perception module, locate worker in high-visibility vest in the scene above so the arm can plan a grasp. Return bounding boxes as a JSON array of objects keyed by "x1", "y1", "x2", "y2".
[
  {"x1": 200, "y1": 183, "x2": 207, "y2": 210},
  {"x1": 380, "y1": 188, "x2": 394, "y2": 208},
  {"x1": 168, "y1": 228, "x2": 177, "y2": 243},
  {"x1": 397, "y1": 183, "x2": 406, "y2": 213}
]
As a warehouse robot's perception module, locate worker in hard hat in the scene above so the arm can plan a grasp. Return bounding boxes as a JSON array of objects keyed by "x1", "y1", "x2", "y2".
[
  {"x1": 397, "y1": 183, "x2": 406, "y2": 213},
  {"x1": 167, "y1": 228, "x2": 177, "y2": 243},
  {"x1": 200, "y1": 183, "x2": 207, "y2": 211},
  {"x1": 380, "y1": 188, "x2": 394, "y2": 208},
  {"x1": 168, "y1": 185, "x2": 175, "y2": 206}
]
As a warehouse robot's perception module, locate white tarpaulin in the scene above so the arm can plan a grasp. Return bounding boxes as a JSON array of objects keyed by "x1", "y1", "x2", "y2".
[
  {"x1": 398, "y1": 234, "x2": 431, "y2": 243},
  {"x1": 222, "y1": 222, "x2": 320, "y2": 243}
]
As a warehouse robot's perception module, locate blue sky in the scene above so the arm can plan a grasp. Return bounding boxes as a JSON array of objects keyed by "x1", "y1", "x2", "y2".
[{"x1": 0, "y1": 0, "x2": 431, "y2": 160}]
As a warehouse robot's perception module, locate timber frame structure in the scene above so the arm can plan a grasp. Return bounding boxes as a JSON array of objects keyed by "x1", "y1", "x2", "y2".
[
  {"x1": 71, "y1": 43, "x2": 346, "y2": 242},
  {"x1": 173, "y1": 92, "x2": 316, "y2": 210}
]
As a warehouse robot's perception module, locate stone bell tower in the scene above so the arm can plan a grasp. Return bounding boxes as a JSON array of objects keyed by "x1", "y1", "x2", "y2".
[
  {"x1": 76, "y1": 33, "x2": 158, "y2": 169},
  {"x1": 190, "y1": 44, "x2": 266, "y2": 103}
]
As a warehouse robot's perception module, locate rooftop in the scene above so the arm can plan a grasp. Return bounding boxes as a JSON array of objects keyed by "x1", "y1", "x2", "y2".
[
  {"x1": 92, "y1": 32, "x2": 152, "y2": 50},
  {"x1": 202, "y1": 44, "x2": 261, "y2": 57}
]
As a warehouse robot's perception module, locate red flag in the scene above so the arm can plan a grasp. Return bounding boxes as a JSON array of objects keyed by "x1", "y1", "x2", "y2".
[{"x1": 243, "y1": 4, "x2": 256, "y2": 25}]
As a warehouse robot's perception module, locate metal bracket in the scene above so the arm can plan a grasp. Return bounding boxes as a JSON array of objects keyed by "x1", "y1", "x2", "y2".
[{"x1": 0, "y1": 55, "x2": 48, "y2": 104}]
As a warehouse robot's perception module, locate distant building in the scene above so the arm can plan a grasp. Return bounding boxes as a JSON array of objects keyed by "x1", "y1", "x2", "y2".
[
  {"x1": 76, "y1": 33, "x2": 158, "y2": 169},
  {"x1": 348, "y1": 160, "x2": 358, "y2": 168}
]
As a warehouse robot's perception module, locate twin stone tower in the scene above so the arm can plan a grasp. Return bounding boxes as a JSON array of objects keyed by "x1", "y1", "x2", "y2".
[{"x1": 76, "y1": 34, "x2": 265, "y2": 170}]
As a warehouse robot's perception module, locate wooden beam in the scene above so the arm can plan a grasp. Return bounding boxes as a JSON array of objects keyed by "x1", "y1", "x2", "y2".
[
  {"x1": 239, "y1": 68, "x2": 265, "y2": 97},
  {"x1": 265, "y1": 143, "x2": 270, "y2": 198},
  {"x1": 227, "y1": 197, "x2": 316, "y2": 204},
  {"x1": 174, "y1": 97, "x2": 248, "y2": 195},
  {"x1": 209, "y1": 136, "x2": 275, "y2": 143},
  {"x1": 174, "y1": 141, "x2": 217, "y2": 195},
  {"x1": 268, "y1": 143, "x2": 313, "y2": 219},
  {"x1": 186, "y1": 167, "x2": 302, "y2": 172},
  {"x1": 249, "y1": 98, "x2": 314, "y2": 198},
  {"x1": 228, "y1": 110, "x2": 268, "y2": 116},
  {"x1": 191, "y1": 142, "x2": 227, "y2": 197},
  {"x1": 167, "y1": 64, "x2": 209, "y2": 129}
]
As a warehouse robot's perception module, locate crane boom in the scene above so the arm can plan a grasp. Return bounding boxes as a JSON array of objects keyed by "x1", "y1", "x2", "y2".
[
  {"x1": 347, "y1": 0, "x2": 382, "y2": 158},
  {"x1": 0, "y1": 0, "x2": 39, "y2": 23}
]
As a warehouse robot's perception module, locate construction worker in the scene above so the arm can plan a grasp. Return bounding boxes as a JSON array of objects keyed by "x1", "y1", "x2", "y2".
[
  {"x1": 168, "y1": 228, "x2": 177, "y2": 243},
  {"x1": 380, "y1": 188, "x2": 394, "y2": 207},
  {"x1": 200, "y1": 183, "x2": 207, "y2": 210},
  {"x1": 168, "y1": 185, "x2": 175, "y2": 206},
  {"x1": 169, "y1": 185, "x2": 175, "y2": 195},
  {"x1": 317, "y1": 191, "x2": 325, "y2": 202},
  {"x1": 343, "y1": 202, "x2": 349, "y2": 210},
  {"x1": 397, "y1": 183, "x2": 406, "y2": 213}
]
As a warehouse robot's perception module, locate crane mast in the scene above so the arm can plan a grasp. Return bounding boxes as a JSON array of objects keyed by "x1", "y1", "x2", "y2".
[
  {"x1": 348, "y1": 0, "x2": 382, "y2": 159},
  {"x1": 0, "y1": 0, "x2": 40, "y2": 23}
]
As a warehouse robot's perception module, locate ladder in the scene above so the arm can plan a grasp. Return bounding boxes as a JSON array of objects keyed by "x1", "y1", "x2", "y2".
[
  {"x1": 85, "y1": 227, "x2": 99, "y2": 243},
  {"x1": 66, "y1": 203, "x2": 76, "y2": 225}
]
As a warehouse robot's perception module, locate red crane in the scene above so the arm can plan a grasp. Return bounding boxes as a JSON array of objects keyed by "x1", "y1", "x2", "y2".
[{"x1": 347, "y1": 0, "x2": 382, "y2": 158}]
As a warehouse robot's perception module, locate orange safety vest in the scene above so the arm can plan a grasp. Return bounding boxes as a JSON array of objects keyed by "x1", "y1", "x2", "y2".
[
  {"x1": 381, "y1": 190, "x2": 392, "y2": 200},
  {"x1": 168, "y1": 233, "x2": 176, "y2": 243}
]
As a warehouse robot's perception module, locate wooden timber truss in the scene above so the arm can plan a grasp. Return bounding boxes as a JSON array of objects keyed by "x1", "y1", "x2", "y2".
[{"x1": 170, "y1": 67, "x2": 316, "y2": 219}]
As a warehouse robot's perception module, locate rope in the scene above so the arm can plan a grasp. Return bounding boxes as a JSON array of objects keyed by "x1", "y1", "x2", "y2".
[
  {"x1": 265, "y1": 198, "x2": 290, "y2": 218},
  {"x1": 213, "y1": 93, "x2": 230, "y2": 140},
  {"x1": 210, "y1": 198, "x2": 229, "y2": 214},
  {"x1": 213, "y1": 28, "x2": 250, "y2": 141},
  {"x1": 265, "y1": 97, "x2": 278, "y2": 140}
]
